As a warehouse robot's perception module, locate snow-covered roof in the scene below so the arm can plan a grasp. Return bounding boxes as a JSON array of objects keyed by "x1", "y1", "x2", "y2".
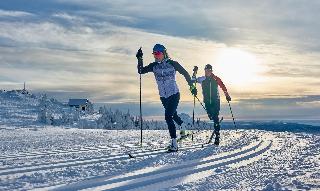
[{"x1": 68, "y1": 99, "x2": 89, "y2": 106}]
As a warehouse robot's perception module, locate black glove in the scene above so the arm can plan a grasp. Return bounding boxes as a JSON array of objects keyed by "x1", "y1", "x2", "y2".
[
  {"x1": 190, "y1": 85, "x2": 197, "y2": 96},
  {"x1": 226, "y1": 94, "x2": 231, "y2": 102},
  {"x1": 136, "y1": 47, "x2": 143, "y2": 59}
]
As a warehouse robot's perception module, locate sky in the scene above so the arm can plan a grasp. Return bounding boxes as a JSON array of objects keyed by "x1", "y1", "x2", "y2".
[{"x1": 0, "y1": 0, "x2": 319, "y2": 120}]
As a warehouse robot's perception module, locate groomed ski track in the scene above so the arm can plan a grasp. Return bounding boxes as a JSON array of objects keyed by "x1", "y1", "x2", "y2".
[
  {"x1": 2, "y1": 128, "x2": 319, "y2": 190},
  {"x1": 48, "y1": 140, "x2": 272, "y2": 191},
  {"x1": 0, "y1": 143, "x2": 210, "y2": 176}
]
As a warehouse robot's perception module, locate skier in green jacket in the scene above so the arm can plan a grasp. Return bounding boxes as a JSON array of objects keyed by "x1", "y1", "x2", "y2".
[{"x1": 193, "y1": 64, "x2": 231, "y2": 145}]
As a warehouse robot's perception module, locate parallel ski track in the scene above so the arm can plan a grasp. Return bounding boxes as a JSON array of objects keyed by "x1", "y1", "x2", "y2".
[
  {"x1": 0, "y1": 143, "x2": 142, "y2": 160},
  {"x1": 0, "y1": 130, "x2": 237, "y2": 160},
  {"x1": 0, "y1": 142, "x2": 210, "y2": 176},
  {"x1": 52, "y1": 140, "x2": 272, "y2": 191}
]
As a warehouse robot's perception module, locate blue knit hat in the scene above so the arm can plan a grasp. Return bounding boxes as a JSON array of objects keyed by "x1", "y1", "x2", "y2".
[{"x1": 153, "y1": 44, "x2": 166, "y2": 53}]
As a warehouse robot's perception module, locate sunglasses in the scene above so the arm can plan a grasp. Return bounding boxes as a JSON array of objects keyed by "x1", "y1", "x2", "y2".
[{"x1": 152, "y1": 51, "x2": 163, "y2": 56}]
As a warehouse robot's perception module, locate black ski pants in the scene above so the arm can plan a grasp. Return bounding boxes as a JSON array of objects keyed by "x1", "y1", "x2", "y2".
[
  {"x1": 205, "y1": 99, "x2": 221, "y2": 136},
  {"x1": 160, "y1": 93, "x2": 183, "y2": 139}
]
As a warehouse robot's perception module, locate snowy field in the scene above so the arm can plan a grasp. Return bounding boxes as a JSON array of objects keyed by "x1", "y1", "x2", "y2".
[
  {"x1": 0, "y1": 91, "x2": 319, "y2": 190},
  {"x1": 0, "y1": 127, "x2": 319, "y2": 191}
]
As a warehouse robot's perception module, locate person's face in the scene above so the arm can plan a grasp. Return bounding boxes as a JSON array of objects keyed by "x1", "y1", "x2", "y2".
[
  {"x1": 153, "y1": 51, "x2": 164, "y2": 62},
  {"x1": 205, "y1": 69, "x2": 212, "y2": 77}
]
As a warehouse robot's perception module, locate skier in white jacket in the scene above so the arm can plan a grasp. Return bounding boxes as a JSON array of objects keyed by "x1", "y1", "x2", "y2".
[{"x1": 136, "y1": 44, "x2": 197, "y2": 152}]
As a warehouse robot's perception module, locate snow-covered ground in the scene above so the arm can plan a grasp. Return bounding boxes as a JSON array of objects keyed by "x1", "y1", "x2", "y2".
[
  {"x1": 0, "y1": 128, "x2": 319, "y2": 190},
  {"x1": 0, "y1": 90, "x2": 319, "y2": 190}
]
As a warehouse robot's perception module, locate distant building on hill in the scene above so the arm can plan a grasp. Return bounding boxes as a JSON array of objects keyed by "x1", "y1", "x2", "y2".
[{"x1": 68, "y1": 99, "x2": 92, "y2": 111}]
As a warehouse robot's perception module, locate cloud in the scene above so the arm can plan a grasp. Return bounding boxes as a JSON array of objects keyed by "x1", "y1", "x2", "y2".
[
  {"x1": 0, "y1": 1, "x2": 319, "y2": 120},
  {"x1": 222, "y1": 95, "x2": 320, "y2": 120},
  {"x1": 52, "y1": 12, "x2": 82, "y2": 21},
  {"x1": 51, "y1": 1, "x2": 320, "y2": 50},
  {"x1": 0, "y1": 9, "x2": 34, "y2": 17},
  {"x1": 2, "y1": 1, "x2": 320, "y2": 50},
  {"x1": 266, "y1": 63, "x2": 320, "y2": 78},
  {"x1": 238, "y1": 95, "x2": 320, "y2": 105},
  {"x1": 0, "y1": 12, "x2": 228, "y2": 103}
]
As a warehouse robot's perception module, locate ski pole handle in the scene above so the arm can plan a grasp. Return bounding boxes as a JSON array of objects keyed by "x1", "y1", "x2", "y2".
[
  {"x1": 193, "y1": 66, "x2": 198, "y2": 72},
  {"x1": 192, "y1": 66, "x2": 198, "y2": 78},
  {"x1": 136, "y1": 47, "x2": 143, "y2": 59}
]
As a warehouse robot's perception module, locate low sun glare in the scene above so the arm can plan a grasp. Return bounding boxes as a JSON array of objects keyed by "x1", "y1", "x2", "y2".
[{"x1": 213, "y1": 48, "x2": 264, "y2": 86}]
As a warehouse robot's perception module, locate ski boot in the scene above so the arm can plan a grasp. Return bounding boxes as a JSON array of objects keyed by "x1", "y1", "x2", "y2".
[
  {"x1": 178, "y1": 123, "x2": 189, "y2": 142},
  {"x1": 180, "y1": 129, "x2": 188, "y2": 139},
  {"x1": 167, "y1": 138, "x2": 178, "y2": 152}
]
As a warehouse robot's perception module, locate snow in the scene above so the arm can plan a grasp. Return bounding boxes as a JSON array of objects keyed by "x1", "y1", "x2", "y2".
[
  {"x1": 1, "y1": 128, "x2": 319, "y2": 190},
  {"x1": 0, "y1": 90, "x2": 319, "y2": 190}
]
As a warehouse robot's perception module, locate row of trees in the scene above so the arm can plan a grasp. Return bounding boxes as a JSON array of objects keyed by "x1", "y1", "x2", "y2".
[
  {"x1": 96, "y1": 106, "x2": 135, "y2": 129},
  {"x1": 37, "y1": 95, "x2": 212, "y2": 129}
]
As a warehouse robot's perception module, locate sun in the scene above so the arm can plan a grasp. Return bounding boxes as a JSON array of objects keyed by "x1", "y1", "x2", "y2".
[{"x1": 213, "y1": 48, "x2": 263, "y2": 86}]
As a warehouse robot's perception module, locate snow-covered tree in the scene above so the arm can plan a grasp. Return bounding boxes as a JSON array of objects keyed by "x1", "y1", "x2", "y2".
[{"x1": 96, "y1": 106, "x2": 135, "y2": 129}]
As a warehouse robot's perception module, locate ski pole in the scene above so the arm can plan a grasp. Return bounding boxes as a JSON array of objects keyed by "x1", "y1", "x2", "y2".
[
  {"x1": 140, "y1": 72, "x2": 143, "y2": 146},
  {"x1": 193, "y1": 88, "x2": 195, "y2": 126},
  {"x1": 192, "y1": 66, "x2": 198, "y2": 126},
  {"x1": 194, "y1": 95, "x2": 207, "y2": 112},
  {"x1": 137, "y1": 47, "x2": 143, "y2": 146},
  {"x1": 191, "y1": 66, "x2": 198, "y2": 142},
  {"x1": 228, "y1": 100, "x2": 237, "y2": 129}
]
